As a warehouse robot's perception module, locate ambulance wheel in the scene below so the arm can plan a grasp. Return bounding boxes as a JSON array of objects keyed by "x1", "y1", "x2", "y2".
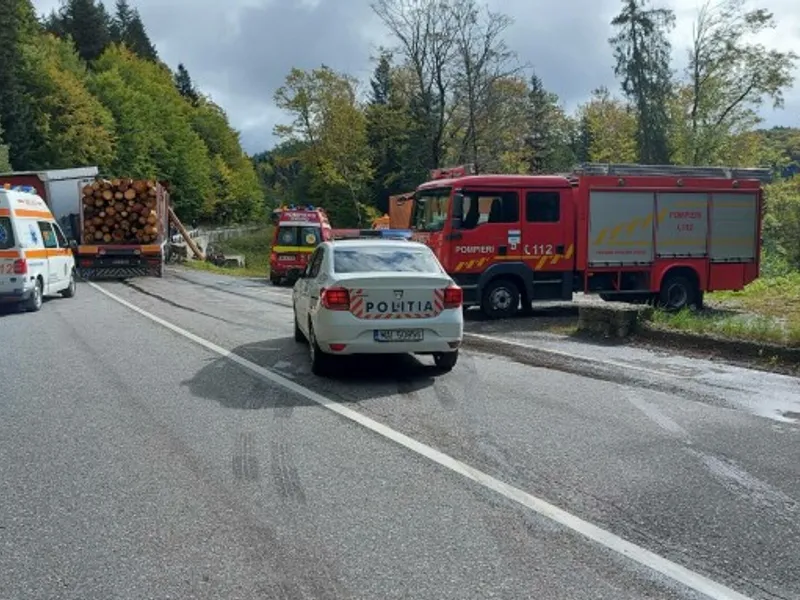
[
  {"x1": 26, "y1": 278, "x2": 43, "y2": 312},
  {"x1": 433, "y1": 350, "x2": 458, "y2": 372},
  {"x1": 481, "y1": 278, "x2": 520, "y2": 319},
  {"x1": 61, "y1": 270, "x2": 77, "y2": 298},
  {"x1": 659, "y1": 274, "x2": 697, "y2": 311}
]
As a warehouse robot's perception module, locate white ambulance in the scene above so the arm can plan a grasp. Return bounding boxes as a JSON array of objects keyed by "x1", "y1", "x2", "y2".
[{"x1": 0, "y1": 185, "x2": 77, "y2": 312}]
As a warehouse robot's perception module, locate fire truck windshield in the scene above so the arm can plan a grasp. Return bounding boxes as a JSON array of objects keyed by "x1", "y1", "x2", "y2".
[
  {"x1": 277, "y1": 225, "x2": 321, "y2": 247},
  {"x1": 413, "y1": 188, "x2": 450, "y2": 232}
]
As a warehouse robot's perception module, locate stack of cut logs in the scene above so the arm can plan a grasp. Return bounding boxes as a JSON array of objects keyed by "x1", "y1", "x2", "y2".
[{"x1": 81, "y1": 178, "x2": 161, "y2": 244}]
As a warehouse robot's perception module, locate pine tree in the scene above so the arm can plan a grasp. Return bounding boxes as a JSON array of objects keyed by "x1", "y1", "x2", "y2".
[
  {"x1": 0, "y1": 0, "x2": 41, "y2": 169},
  {"x1": 122, "y1": 9, "x2": 157, "y2": 61},
  {"x1": 52, "y1": 0, "x2": 113, "y2": 62},
  {"x1": 610, "y1": 0, "x2": 675, "y2": 164},
  {"x1": 174, "y1": 63, "x2": 198, "y2": 103},
  {"x1": 0, "y1": 122, "x2": 11, "y2": 172},
  {"x1": 110, "y1": 0, "x2": 133, "y2": 40},
  {"x1": 370, "y1": 52, "x2": 392, "y2": 105}
]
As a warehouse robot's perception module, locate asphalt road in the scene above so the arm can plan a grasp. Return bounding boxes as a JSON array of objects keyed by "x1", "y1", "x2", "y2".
[{"x1": 1, "y1": 266, "x2": 798, "y2": 600}]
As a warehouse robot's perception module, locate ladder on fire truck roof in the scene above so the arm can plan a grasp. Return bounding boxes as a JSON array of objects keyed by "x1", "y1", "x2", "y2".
[{"x1": 572, "y1": 163, "x2": 773, "y2": 183}]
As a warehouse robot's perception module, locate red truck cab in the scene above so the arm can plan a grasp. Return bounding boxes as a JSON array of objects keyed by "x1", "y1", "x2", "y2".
[
  {"x1": 269, "y1": 205, "x2": 332, "y2": 285},
  {"x1": 409, "y1": 163, "x2": 771, "y2": 318}
]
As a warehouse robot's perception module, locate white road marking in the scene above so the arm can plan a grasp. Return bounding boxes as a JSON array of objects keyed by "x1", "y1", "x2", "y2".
[
  {"x1": 464, "y1": 332, "x2": 683, "y2": 379},
  {"x1": 89, "y1": 281, "x2": 752, "y2": 600},
  {"x1": 625, "y1": 391, "x2": 690, "y2": 438}
]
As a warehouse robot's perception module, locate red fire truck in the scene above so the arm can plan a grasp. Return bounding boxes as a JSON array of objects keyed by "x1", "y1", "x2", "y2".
[
  {"x1": 269, "y1": 204, "x2": 332, "y2": 284},
  {"x1": 408, "y1": 163, "x2": 771, "y2": 318}
]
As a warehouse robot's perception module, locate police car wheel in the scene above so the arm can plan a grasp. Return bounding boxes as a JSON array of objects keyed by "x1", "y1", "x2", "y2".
[
  {"x1": 308, "y1": 322, "x2": 331, "y2": 376},
  {"x1": 294, "y1": 312, "x2": 306, "y2": 342},
  {"x1": 26, "y1": 279, "x2": 43, "y2": 312},
  {"x1": 481, "y1": 279, "x2": 520, "y2": 319},
  {"x1": 433, "y1": 350, "x2": 458, "y2": 372},
  {"x1": 61, "y1": 270, "x2": 77, "y2": 298}
]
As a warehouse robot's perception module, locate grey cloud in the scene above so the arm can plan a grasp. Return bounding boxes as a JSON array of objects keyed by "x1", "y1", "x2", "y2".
[{"x1": 32, "y1": 0, "x2": 800, "y2": 153}]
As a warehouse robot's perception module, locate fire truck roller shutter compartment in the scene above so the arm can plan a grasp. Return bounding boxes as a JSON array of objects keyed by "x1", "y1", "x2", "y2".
[
  {"x1": 588, "y1": 191, "x2": 655, "y2": 266},
  {"x1": 709, "y1": 192, "x2": 758, "y2": 262},
  {"x1": 654, "y1": 193, "x2": 709, "y2": 258}
]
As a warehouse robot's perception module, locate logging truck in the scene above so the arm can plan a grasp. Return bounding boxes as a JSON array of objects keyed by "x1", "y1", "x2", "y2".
[{"x1": 0, "y1": 168, "x2": 170, "y2": 279}]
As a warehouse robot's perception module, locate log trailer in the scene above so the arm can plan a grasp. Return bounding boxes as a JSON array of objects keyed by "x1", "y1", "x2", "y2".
[
  {"x1": 0, "y1": 168, "x2": 173, "y2": 278},
  {"x1": 405, "y1": 163, "x2": 772, "y2": 318}
]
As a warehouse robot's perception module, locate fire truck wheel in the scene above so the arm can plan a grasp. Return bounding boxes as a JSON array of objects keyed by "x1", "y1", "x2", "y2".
[
  {"x1": 481, "y1": 278, "x2": 520, "y2": 319},
  {"x1": 658, "y1": 274, "x2": 696, "y2": 311},
  {"x1": 270, "y1": 272, "x2": 281, "y2": 285}
]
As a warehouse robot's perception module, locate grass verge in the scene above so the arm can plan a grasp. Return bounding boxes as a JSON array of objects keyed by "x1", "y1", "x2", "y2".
[
  {"x1": 647, "y1": 273, "x2": 800, "y2": 347},
  {"x1": 183, "y1": 226, "x2": 272, "y2": 278}
]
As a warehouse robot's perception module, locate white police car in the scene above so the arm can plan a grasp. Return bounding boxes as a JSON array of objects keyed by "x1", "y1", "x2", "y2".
[{"x1": 291, "y1": 233, "x2": 464, "y2": 375}]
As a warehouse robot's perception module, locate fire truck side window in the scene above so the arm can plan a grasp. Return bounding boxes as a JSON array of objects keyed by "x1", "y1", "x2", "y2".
[
  {"x1": 526, "y1": 191, "x2": 561, "y2": 222},
  {"x1": 460, "y1": 192, "x2": 519, "y2": 230}
]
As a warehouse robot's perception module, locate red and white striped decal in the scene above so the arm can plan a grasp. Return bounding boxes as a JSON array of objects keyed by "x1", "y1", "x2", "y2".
[{"x1": 348, "y1": 288, "x2": 445, "y2": 320}]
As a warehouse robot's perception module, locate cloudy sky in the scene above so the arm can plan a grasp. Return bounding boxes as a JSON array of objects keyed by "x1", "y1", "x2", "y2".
[{"x1": 32, "y1": 0, "x2": 800, "y2": 154}]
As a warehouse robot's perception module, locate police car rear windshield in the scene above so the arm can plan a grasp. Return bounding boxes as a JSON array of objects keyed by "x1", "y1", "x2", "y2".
[
  {"x1": 0, "y1": 217, "x2": 15, "y2": 249},
  {"x1": 334, "y1": 248, "x2": 441, "y2": 274}
]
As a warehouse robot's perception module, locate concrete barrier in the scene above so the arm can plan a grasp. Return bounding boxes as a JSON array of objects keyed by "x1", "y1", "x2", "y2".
[{"x1": 577, "y1": 303, "x2": 654, "y2": 338}]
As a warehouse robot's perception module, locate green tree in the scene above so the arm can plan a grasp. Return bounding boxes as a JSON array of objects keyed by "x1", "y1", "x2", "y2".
[
  {"x1": 576, "y1": 86, "x2": 638, "y2": 163},
  {"x1": 762, "y1": 177, "x2": 800, "y2": 270},
  {"x1": 274, "y1": 66, "x2": 373, "y2": 226},
  {"x1": 365, "y1": 52, "x2": 418, "y2": 213},
  {"x1": 0, "y1": 123, "x2": 11, "y2": 172},
  {"x1": 0, "y1": 0, "x2": 42, "y2": 169},
  {"x1": 190, "y1": 98, "x2": 264, "y2": 222},
  {"x1": 119, "y1": 8, "x2": 157, "y2": 61},
  {"x1": 89, "y1": 44, "x2": 213, "y2": 219},
  {"x1": 19, "y1": 33, "x2": 116, "y2": 170},
  {"x1": 678, "y1": 0, "x2": 798, "y2": 165},
  {"x1": 523, "y1": 73, "x2": 577, "y2": 173},
  {"x1": 55, "y1": 0, "x2": 113, "y2": 62},
  {"x1": 174, "y1": 63, "x2": 198, "y2": 104},
  {"x1": 610, "y1": 0, "x2": 675, "y2": 164}
]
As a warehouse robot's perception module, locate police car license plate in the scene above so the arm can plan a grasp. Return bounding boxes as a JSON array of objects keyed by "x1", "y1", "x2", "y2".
[{"x1": 374, "y1": 329, "x2": 424, "y2": 342}]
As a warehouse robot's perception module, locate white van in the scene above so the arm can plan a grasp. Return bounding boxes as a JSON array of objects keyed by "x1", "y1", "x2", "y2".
[{"x1": 0, "y1": 185, "x2": 77, "y2": 312}]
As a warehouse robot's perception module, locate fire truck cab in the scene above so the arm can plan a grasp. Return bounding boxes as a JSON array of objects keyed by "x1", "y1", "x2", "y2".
[
  {"x1": 269, "y1": 205, "x2": 332, "y2": 285},
  {"x1": 410, "y1": 163, "x2": 771, "y2": 319}
]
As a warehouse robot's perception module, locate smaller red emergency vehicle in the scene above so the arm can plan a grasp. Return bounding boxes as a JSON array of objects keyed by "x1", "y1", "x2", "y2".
[{"x1": 269, "y1": 205, "x2": 332, "y2": 285}]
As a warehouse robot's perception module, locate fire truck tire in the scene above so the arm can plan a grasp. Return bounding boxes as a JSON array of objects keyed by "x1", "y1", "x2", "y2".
[
  {"x1": 481, "y1": 278, "x2": 520, "y2": 319},
  {"x1": 270, "y1": 272, "x2": 281, "y2": 285},
  {"x1": 658, "y1": 274, "x2": 697, "y2": 311}
]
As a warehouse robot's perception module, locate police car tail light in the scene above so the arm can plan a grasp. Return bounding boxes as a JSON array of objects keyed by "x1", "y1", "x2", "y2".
[
  {"x1": 321, "y1": 286, "x2": 350, "y2": 310},
  {"x1": 443, "y1": 284, "x2": 462, "y2": 308},
  {"x1": 13, "y1": 259, "x2": 27, "y2": 275}
]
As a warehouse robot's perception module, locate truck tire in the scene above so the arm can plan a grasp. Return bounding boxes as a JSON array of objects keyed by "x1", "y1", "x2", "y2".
[
  {"x1": 270, "y1": 272, "x2": 281, "y2": 285},
  {"x1": 658, "y1": 274, "x2": 697, "y2": 311},
  {"x1": 481, "y1": 278, "x2": 520, "y2": 319}
]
